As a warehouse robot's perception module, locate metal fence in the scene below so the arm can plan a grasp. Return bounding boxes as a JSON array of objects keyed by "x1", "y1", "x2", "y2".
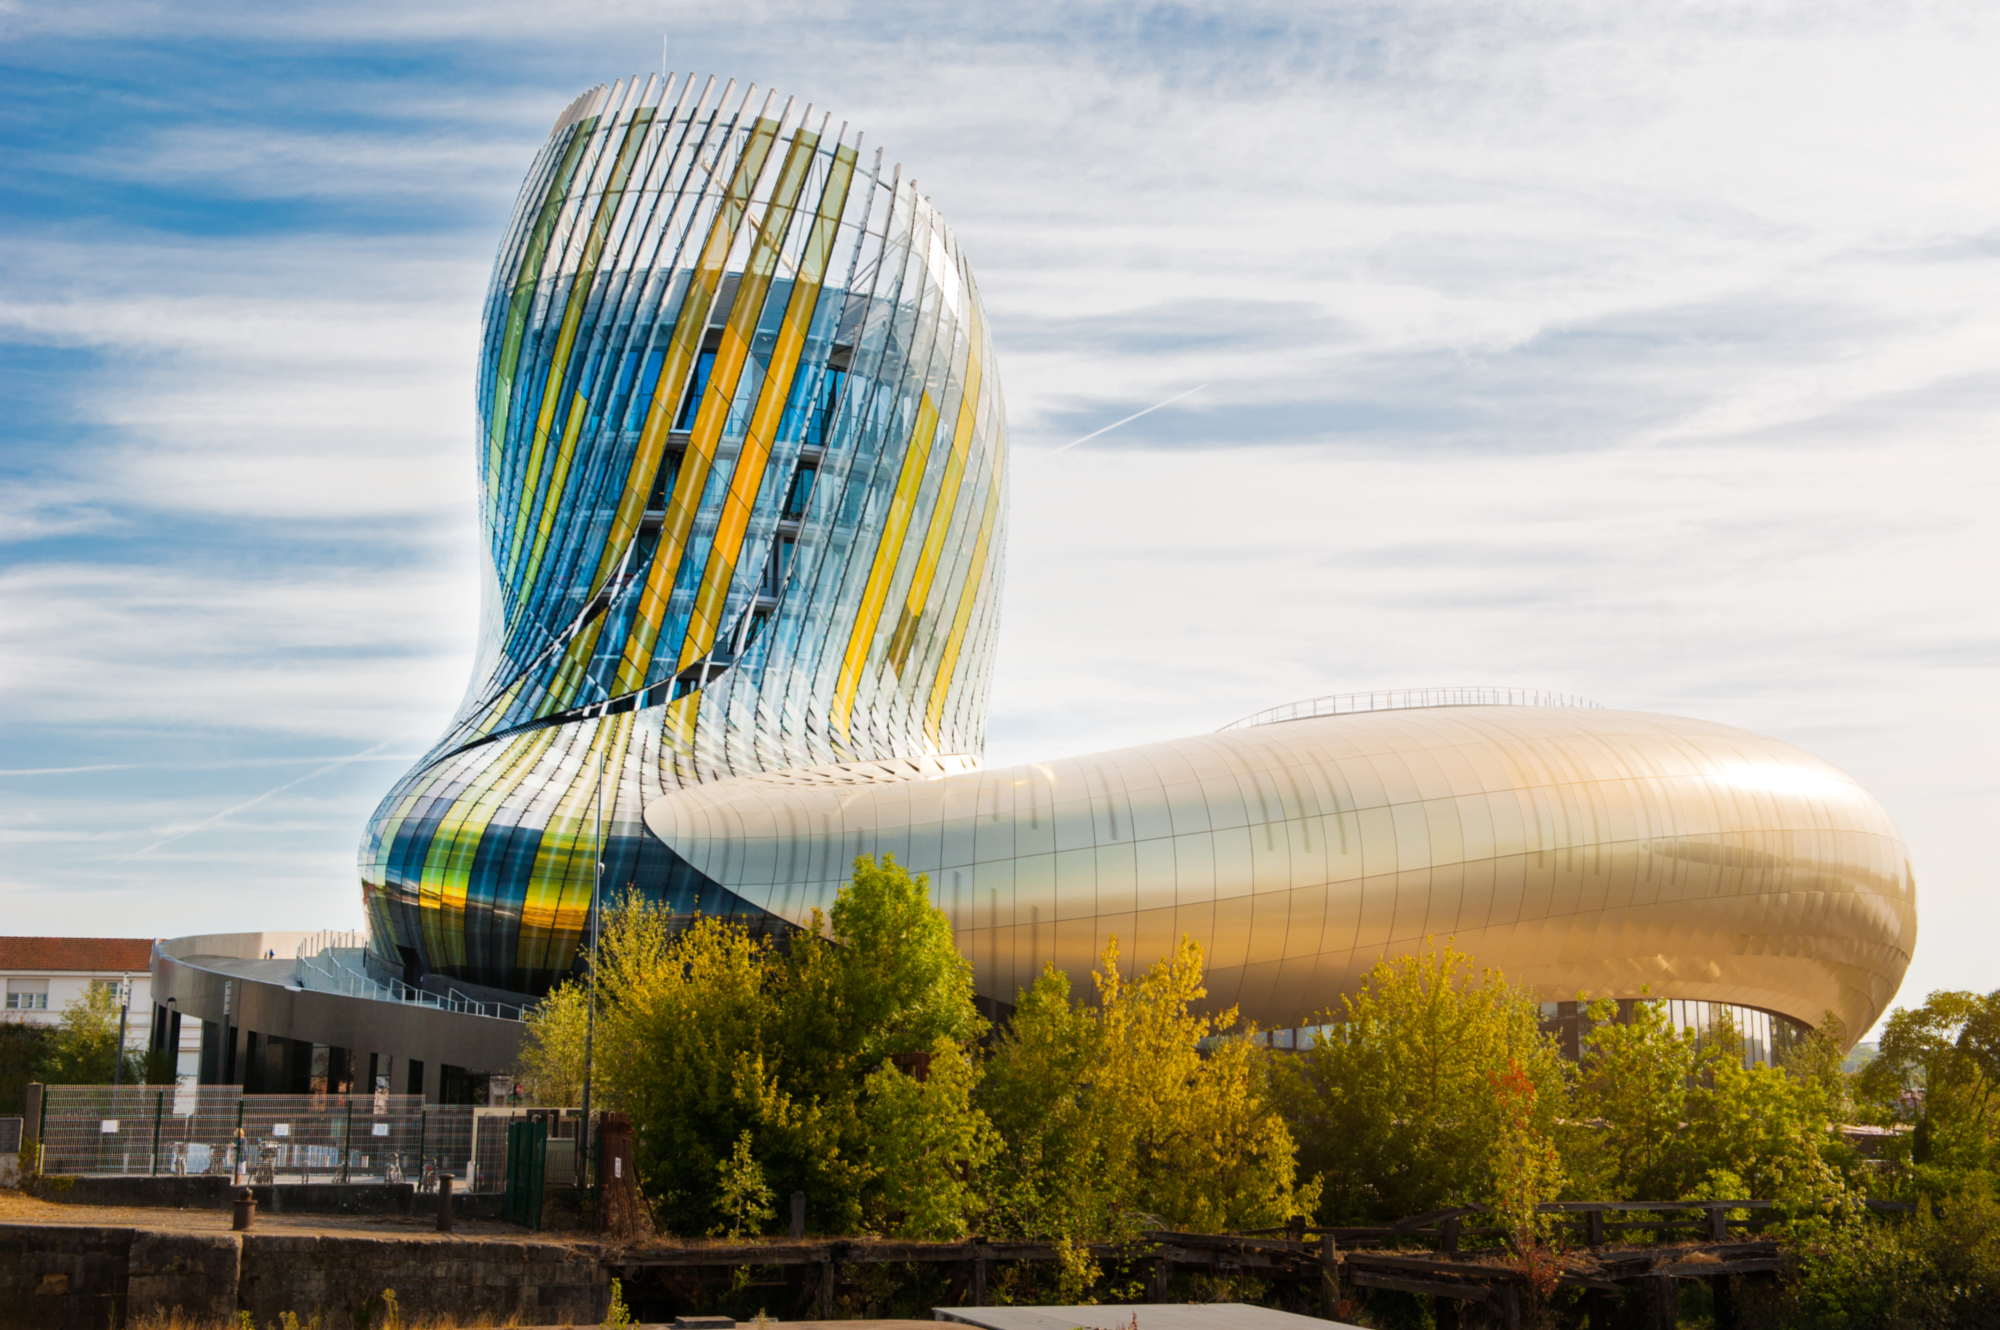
[
  {"x1": 35, "y1": 1086, "x2": 509, "y2": 1190},
  {"x1": 1218, "y1": 686, "x2": 1602, "y2": 732}
]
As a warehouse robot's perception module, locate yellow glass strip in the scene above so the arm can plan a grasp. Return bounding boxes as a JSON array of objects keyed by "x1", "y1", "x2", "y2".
[
  {"x1": 469, "y1": 674, "x2": 529, "y2": 739},
  {"x1": 926, "y1": 449, "x2": 1003, "y2": 741},
  {"x1": 831, "y1": 392, "x2": 942, "y2": 735},
  {"x1": 886, "y1": 340, "x2": 982, "y2": 677},
  {"x1": 518, "y1": 712, "x2": 631, "y2": 978},
  {"x1": 519, "y1": 390, "x2": 591, "y2": 592},
  {"x1": 539, "y1": 611, "x2": 609, "y2": 719},
  {"x1": 660, "y1": 688, "x2": 700, "y2": 784},
  {"x1": 676, "y1": 139, "x2": 858, "y2": 672},
  {"x1": 608, "y1": 118, "x2": 783, "y2": 692},
  {"x1": 505, "y1": 107, "x2": 659, "y2": 582},
  {"x1": 419, "y1": 727, "x2": 561, "y2": 970},
  {"x1": 487, "y1": 120, "x2": 598, "y2": 534}
]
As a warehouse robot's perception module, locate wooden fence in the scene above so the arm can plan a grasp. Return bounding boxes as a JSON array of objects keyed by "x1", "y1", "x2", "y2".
[{"x1": 608, "y1": 1197, "x2": 1918, "y2": 1330}]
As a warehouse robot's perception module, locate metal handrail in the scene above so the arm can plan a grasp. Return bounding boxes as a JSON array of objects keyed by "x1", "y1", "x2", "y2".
[
  {"x1": 291, "y1": 933, "x2": 526, "y2": 1022},
  {"x1": 1218, "y1": 686, "x2": 1602, "y2": 732}
]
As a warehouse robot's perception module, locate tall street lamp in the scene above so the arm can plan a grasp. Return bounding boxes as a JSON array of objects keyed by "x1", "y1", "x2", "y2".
[{"x1": 578, "y1": 717, "x2": 607, "y2": 1187}]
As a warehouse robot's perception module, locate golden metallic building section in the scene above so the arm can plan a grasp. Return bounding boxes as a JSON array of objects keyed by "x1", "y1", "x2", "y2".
[{"x1": 645, "y1": 703, "x2": 1914, "y2": 1045}]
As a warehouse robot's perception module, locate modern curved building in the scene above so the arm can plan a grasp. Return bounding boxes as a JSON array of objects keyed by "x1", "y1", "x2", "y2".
[
  {"x1": 361, "y1": 76, "x2": 1006, "y2": 995},
  {"x1": 357, "y1": 73, "x2": 1915, "y2": 1052},
  {"x1": 644, "y1": 692, "x2": 1914, "y2": 1048}
]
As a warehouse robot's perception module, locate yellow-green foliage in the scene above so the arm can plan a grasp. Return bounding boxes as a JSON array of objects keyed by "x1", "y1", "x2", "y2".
[
  {"x1": 981, "y1": 936, "x2": 1317, "y2": 1242},
  {"x1": 515, "y1": 978, "x2": 590, "y2": 1108},
  {"x1": 1489, "y1": 1059, "x2": 1565, "y2": 1251},
  {"x1": 1857, "y1": 989, "x2": 2000, "y2": 1199},
  {"x1": 603, "y1": 1277, "x2": 633, "y2": 1329},
  {"x1": 1564, "y1": 994, "x2": 1713, "y2": 1198},
  {"x1": 862, "y1": 1034, "x2": 999, "y2": 1239},
  {"x1": 41, "y1": 982, "x2": 139, "y2": 1085},
  {"x1": 713, "y1": 1131, "x2": 777, "y2": 1238},
  {"x1": 1268, "y1": 939, "x2": 1567, "y2": 1224},
  {"x1": 521, "y1": 856, "x2": 991, "y2": 1238}
]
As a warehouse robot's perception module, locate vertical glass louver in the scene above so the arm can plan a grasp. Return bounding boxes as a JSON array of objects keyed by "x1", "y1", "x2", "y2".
[{"x1": 359, "y1": 75, "x2": 1009, "y2": 994}]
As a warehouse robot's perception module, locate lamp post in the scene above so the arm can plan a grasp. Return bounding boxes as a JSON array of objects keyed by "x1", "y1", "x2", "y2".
[
  {"x1": 525, "y1": 544, "x2": 639, "y2": 1189},
  {"x1": 578, "y1": 719, "x2": 607, "y2": 1187},
  {"x1": 111, "y1": 972, "x2": 131, "y2": 1090}
]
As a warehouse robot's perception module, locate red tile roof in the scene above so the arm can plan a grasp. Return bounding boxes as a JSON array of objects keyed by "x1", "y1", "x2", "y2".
[{"x1": 0, "y1": 937, "x2": 156, "y2": 973}]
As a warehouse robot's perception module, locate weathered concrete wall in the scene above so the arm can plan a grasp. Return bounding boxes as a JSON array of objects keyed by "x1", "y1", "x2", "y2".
[
  {"x1": 0, "y1": 1223, "x2": 607, "y2": 1330},
  {"x1": 127, "y1": 1232, "x2": 241, "y2": 1324},
  {"x1": 0, "y1": 1223, "x2": 134, "y2": 1330},
  {"x1": 238, "y1": 1234, "x2": 606, "y2": 1328},
  {"x1": 47, "y1": 1174, "x2": 505, "y2": 1218}
]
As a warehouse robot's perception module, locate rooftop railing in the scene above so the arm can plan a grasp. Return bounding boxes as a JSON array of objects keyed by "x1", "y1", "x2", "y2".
[
  {"x1": 1218, "y1": 686, "x2": 1601, "y2": 733},
  {"x1": 293, "y1": 933, "x2": 529, "y2": 1022}
]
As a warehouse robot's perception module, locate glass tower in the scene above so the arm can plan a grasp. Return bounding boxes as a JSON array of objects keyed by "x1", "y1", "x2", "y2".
[{"x1": 361, "y1": 76, "x2": 1007, "y2": 994}]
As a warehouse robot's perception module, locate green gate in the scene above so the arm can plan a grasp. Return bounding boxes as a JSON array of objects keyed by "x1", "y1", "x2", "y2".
[{"x1": 503, "y1": 1118, "x2": 547, "y2": 1229}]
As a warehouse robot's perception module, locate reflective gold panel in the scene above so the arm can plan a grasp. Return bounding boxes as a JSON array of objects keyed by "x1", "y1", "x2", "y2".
[{"x1": 644, "y1": 701, "x2": 1914, "y2": 1044}]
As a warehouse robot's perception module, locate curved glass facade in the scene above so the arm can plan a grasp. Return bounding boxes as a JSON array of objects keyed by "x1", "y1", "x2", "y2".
[{"x1": 361, "y1": 76, "x2": 1007, "y2": 993}]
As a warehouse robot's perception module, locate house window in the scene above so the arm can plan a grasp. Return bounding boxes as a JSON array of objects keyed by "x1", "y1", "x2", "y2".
[{"x1": 5, "y1": 979, "x2": 49, "y2": 1010}]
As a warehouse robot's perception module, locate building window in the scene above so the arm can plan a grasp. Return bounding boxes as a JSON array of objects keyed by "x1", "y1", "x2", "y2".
[
  {"x1": 763, "y1": 537, "x2": 795, "y2": 596},
  {"x1": 5, "y1": 979, "x2": 49, "y2": 1010},
  {"x1": 782, "y1": 466, "x2": 815, "y2": 521},
  {"x1": 648, "y1": 451, "x2": 679, "y2": 509},
  {"x1": 675, "y1": 349, "x2": 717, "y2": 430},
  {"x1": 805, "y1": 366, "x2": 846, "y2": 448}
]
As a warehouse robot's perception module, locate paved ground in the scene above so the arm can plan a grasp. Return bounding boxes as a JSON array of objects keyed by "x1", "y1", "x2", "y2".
[{"x1": 0, "y1": 1185, "x2": 565, "y2": 1242}]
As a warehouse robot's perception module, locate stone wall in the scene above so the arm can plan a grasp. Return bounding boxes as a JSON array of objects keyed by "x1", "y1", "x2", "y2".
[{"x1": 0, "y1": 1223, "x2": 607, "y2": 1329}]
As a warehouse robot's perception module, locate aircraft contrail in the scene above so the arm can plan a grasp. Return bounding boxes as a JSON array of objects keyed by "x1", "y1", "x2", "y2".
[
  {"x1": 1051, "y1": 382, "x2": 1210, "y2": 454},
  {"x1": 118, "y1": 739, "x2": 398, "y2": 861}
]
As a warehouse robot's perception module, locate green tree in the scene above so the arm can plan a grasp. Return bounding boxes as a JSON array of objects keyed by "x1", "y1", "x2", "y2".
[
  {"x1": 1790, "y1": 1191, "x2": 2000, "y2": 1328},
  {"x1": 0, "y1": 1022, "x2": 53, "y2": 1113},
  {"x1": 714, "y1": 1131, "x2": 778, "y2": 1238},
  {"x1": 1569, "y1": 999, "x2": 1861, "y2": 1215},
  {"x1": 40, "y1": 982, "x2": 139, "y2": 1084},
  {"x1": 862, "y1": 1035, "x2": 999, "y2": 1239},
  {"x1": 524, "y1": 857, "x2": 994, "y2": 1238},
  {"x1": 1566, "y1": 997, "x2": 1716, "y2": 1198},
  {"x1": 982, "y1": 936, "x2": 1316, "y2": 1244},
  {"x1": 516, "y1": 978, "x2": 590, "y2": 1106},
  {"x1": 1684, "y1": 1056, "x2": 1855, "y2": 1216},
  {"x1": 977, "y1": 962, "x2": 1111, "y2": 1245},
  {"x1": 1268, "y1": 939, "x2": 1566, "y2": 1224},
  {"x1": 1856, "y1": 988, "x2": 2000, "y2": 1198},
  {"x1": 614, "y1": 913, "x2": 791, "y2": 1233},
  {"x1": 1489, "y1": 1060, "x2": 1566, "y2": 1252}
]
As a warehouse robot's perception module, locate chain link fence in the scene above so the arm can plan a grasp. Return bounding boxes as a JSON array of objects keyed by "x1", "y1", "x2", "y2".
[{"x1": 34, "y1": 1086, "x2": 507, "y2": 1190}]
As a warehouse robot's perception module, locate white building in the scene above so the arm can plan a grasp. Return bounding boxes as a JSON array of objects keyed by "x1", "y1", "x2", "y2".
[{"x1": 1, "y1": 937, "x2": 161, "y2": 1062}]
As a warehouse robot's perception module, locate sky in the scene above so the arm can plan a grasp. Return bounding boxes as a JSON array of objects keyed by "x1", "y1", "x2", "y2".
[{"x1": 1, "y1": 0, "x2": 1993, "y2": 1035}]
